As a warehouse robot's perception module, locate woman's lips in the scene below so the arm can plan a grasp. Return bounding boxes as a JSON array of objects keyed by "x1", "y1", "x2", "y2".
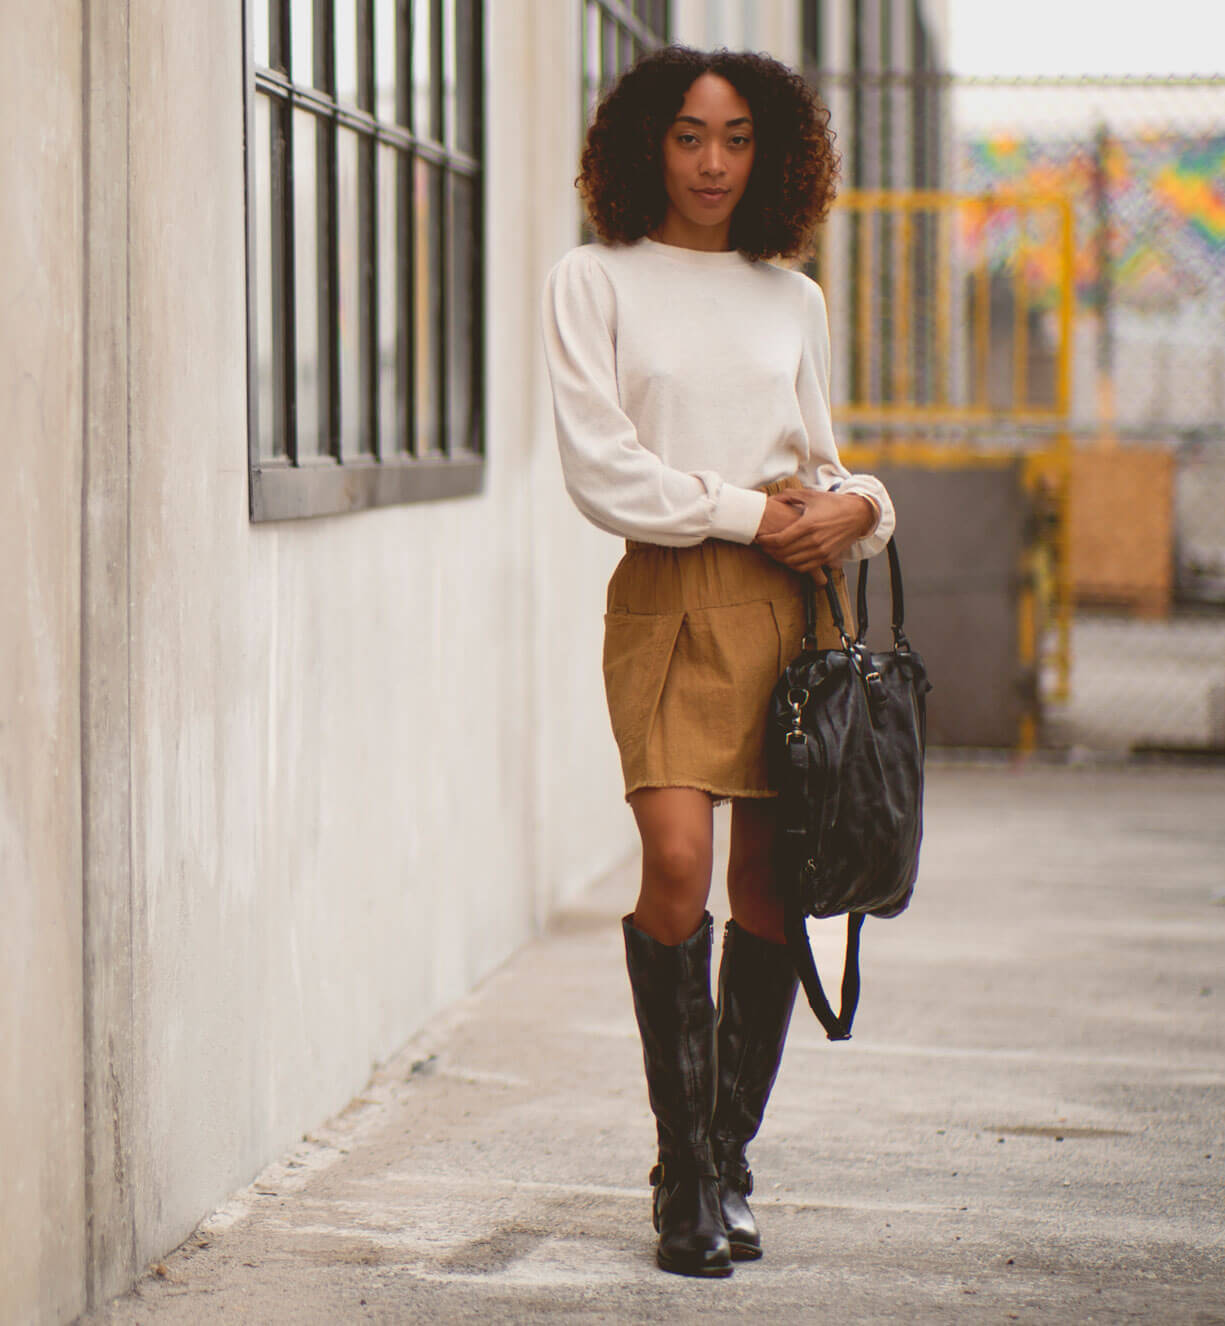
[{"x1": 693, "y1": 188, "x2": 729, "y2": 206}]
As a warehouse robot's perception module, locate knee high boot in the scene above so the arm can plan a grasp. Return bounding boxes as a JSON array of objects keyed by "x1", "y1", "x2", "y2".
[
  {"x1": 622, "y1": 912, "x2": 733, "y2": 1278},
  {"x1": 712, "y1": 919, "x2": 800, "y2": 1260}
]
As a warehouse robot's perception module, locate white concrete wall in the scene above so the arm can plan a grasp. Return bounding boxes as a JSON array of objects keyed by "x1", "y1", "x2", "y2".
[
  {"x1": 0, "y1": 6, "x2": 87, "y2": 1325},
  {"x1": 113, "y1": 0, "x2": 633, "y2": 1277},
  {"x1": 2, "y1": 2, "x2": 636, "y2": 1319}
]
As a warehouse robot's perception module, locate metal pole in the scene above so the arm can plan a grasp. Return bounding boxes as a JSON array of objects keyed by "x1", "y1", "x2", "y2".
[{"x1": 1092, "y1": 120, "x2": 1116, "y2": 442}]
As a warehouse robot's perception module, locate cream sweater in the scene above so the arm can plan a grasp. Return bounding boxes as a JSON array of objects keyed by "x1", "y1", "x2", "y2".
[{"x1": 541, "y1": 236, "x2": 895, "y2": 560}]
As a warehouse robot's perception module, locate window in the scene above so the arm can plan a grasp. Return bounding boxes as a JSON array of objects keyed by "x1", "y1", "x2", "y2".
[
  {"x1": 244, "y1": 0, "x2": 484, "y2": 521},
  {"x1": 582, "y1": 1, "x2": 669, "y2": 125}
]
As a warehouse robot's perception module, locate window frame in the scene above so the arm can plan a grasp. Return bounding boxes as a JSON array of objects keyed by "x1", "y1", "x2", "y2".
[
  {"x1": 242, "y1": 0, "x2": 485, "y2": 522},
  {"x1": 580, "y1": 1, "x2": 669, "y2": 136}
]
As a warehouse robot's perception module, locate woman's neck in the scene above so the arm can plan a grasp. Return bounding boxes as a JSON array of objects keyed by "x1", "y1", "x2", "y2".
[{"x1": 649, "y1": 212, "x2": 734, "y2": 253}]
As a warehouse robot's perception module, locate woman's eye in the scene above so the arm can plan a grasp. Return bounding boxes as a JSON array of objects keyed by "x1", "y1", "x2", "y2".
[{"x1": 730, "y1": 136, "x2": 752, "y2": 147}]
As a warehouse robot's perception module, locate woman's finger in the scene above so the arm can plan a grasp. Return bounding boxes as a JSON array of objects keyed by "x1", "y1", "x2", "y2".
[
  {"x1": 768, "y1": 516, "x2": 846, "y2": 561},
  {"x1": 786, "y1": 541, "x2": 836, "y2": 568},
  {"x1": 761, "y1": 512, "x2": 818, "y2": 552}
]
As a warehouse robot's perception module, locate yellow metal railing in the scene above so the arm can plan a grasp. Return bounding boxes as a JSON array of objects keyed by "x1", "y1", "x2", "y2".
[{"x1": 816, "y1": 189, "x2": 1078, "y2": 744}]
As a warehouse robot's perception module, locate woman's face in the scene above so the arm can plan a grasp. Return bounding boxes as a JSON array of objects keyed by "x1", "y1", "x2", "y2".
[{"x1": 657, "y1": 73, "x2": 755, "y2": 244}]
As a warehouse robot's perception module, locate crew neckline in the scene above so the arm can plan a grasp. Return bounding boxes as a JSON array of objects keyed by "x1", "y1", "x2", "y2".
[{"x1": 637, "y1": 236, "x2": 750, "y2": 267}]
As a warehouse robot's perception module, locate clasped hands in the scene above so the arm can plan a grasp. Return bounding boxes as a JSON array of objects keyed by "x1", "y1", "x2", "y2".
[{"x1": 753, "y1": 488, "x2": 877, "y2": 584}]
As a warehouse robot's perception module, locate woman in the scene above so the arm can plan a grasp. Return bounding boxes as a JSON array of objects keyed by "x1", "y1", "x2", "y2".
[{"x1": 541, "y1": 46, "x2": 894, "y2": 1278}]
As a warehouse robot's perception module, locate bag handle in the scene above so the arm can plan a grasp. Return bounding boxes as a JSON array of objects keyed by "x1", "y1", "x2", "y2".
[
  {"x1": 784, "y1": 904, "x2": 865, "y2": 1041},
  {"x1": 855, "y1": 559, "x2": 870, "y2": 645},
  {"x1": 803, "y1": 538, "x2": 909, "y2": 652}
]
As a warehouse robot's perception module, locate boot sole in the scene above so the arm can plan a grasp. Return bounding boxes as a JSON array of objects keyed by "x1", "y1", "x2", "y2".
[
  {"x1": 656, "y1": 1251, "x2": 734, "y2": 1278},
  {"x1": 729, "y1": 1240, "x2": 762, "y2": 1262}
]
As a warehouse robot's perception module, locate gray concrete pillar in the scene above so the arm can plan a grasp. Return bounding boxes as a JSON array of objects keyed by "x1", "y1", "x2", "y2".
[
  {"x1": 81, "y1": 0, "x2": 138, "y2": 1308},
  {"x1": 0, "y1": 4, "x2": 88, "y2": 1322}
]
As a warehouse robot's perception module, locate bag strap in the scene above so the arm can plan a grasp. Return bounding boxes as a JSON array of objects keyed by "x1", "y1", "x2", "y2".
[
  {"x1": 884, "y1": 538, "x2": 908, "y2": 648},
  {"x1": 855, "y1": 559, "x2": 870, "y2": 644},
  {"x1": 784, "y1": 902, "x2": 865, "y2": 1042},
  {"x1": 805, "y1": 537, "x2": 909, "y2": 652}
]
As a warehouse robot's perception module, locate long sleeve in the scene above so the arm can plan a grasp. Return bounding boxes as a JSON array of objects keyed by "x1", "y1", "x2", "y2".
[
  {"x1": 795, "y1": 279, "x2": 896, "y2": 561},
  {"x1": 541, "y1": 249, "x2": 767, "y2": 546}
]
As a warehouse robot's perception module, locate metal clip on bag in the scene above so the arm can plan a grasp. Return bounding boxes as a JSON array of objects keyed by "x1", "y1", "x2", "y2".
[{"x1": 767, "y1": 539, "x2": 932, "y2": 1041}]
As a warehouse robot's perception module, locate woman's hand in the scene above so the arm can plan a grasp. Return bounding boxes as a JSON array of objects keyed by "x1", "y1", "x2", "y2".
[
  {"x1": 754, "y1": 489, "x2": 877, "y2": 583},
  {"x1": 754, "y1": 493, "x2": 803, "y2": 541}
]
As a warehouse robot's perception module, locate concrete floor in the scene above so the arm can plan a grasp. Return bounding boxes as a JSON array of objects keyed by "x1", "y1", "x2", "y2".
[{"x1": 87, "y1": 766, "x2": 1225, "y2": 1324}]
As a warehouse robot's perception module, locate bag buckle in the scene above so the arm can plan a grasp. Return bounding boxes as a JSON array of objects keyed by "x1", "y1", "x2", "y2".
[
  {"x1": 863, "y1": 669, "x2": 888, "y2": 709},
  {"x1": 785, "y1": 687, "x2": 808, "y2": 742}
]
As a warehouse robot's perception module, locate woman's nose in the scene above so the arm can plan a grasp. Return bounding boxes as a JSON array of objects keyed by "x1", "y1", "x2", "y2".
[{"x1": 700, "y1": 143, "x2": 726, "y2": 176}]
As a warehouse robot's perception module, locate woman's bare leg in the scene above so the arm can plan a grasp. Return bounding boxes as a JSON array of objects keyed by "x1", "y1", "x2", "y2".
[
  {"x1": 726, "y1": 797, "x2": 786, "y2": 945},
  {"x1": 628, "y1": 787, "x2": 715, "y2": 944}
]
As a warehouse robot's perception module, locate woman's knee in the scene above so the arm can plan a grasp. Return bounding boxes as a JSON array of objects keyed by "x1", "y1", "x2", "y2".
[
  {"x1": 642, "y1": 830, "x2": 710, "y2": 894},
  {"x1": 634, "y1": 835, "x2": 712, "y2": 943},
  {"x1": 727, "y1": 800, "x2": 785, "y2": 941},
  {"x1": 727, "y1": 803, "x2": 775, "y2": 894},
  {"x1": 631, "y1": 788, "x2": 712, "y2": 890},
  {"x1": 727, "y1": 857, "x2": 775, "y2": 906},
  {"x1": 728, "y1": 856, "x2": 782, "y2": 909}
]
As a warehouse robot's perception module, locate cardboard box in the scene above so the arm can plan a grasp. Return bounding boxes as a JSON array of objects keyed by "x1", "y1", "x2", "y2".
[{"x1": 1068, "y1": 445, "x2": 1174, "y2": 618}]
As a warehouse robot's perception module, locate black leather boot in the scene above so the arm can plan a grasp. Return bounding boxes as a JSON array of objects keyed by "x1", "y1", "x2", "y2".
[
  {"x1": 712, "y1": 919, "x2": 799, "y2": 1260},
  {"x1": 623, "y1": 912, "x2": 733, "y2": 1279}
]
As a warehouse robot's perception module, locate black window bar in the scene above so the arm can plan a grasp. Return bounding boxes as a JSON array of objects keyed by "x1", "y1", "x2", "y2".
[{"x1": 244, "y1": 0, "x2": 485, "y2": 521}]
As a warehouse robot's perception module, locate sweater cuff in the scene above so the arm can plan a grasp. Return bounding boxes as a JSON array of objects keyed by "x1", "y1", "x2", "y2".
[
  {"x1": 839, "y1": 479, "x2": 896, "y2": 560},
  {"x1": 709, "y1": 484, "x2": 768, "y2": 545}
]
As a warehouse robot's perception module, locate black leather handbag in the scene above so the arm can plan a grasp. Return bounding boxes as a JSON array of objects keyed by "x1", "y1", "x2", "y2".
[{"x1": 766, "y1": 539, "x2": 931, "y2": 1041}]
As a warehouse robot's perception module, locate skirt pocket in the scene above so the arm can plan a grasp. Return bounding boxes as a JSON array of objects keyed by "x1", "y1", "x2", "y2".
[
  {"x1": 656, "y1": 600, "x2": 785, "y2": 794},
  {"x1": 602, "y1": 610, "x2": 687, "y2": 786}
]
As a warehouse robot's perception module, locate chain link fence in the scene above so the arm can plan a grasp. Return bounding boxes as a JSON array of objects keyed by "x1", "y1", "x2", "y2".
[
  {"x1": 815, "y1": 73, "x2": 1225, "y2": 754},
  {"x1": 955, "y1": 77, "x2": 1225, "y2": 753}
]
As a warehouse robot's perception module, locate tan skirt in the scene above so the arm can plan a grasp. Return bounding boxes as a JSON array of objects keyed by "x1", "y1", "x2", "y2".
[{"x1": 602, "y1": 477, "x2": 854, "y2": 801}]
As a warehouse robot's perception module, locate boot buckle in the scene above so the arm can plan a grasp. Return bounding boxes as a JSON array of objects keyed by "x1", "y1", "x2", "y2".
[{"x1": 719, "y1": 1156, "x2": 753, "y2": 1196}]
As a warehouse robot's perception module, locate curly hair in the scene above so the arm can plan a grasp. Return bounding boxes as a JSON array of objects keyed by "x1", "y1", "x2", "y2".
[{"x1": 578, "y1": 45, "x2": 839, "y2": 262}]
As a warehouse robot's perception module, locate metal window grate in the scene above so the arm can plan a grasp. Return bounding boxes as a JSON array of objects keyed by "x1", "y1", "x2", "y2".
[{"x1": 244, "y1": 0, "x2": 484, "y2": 520}]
